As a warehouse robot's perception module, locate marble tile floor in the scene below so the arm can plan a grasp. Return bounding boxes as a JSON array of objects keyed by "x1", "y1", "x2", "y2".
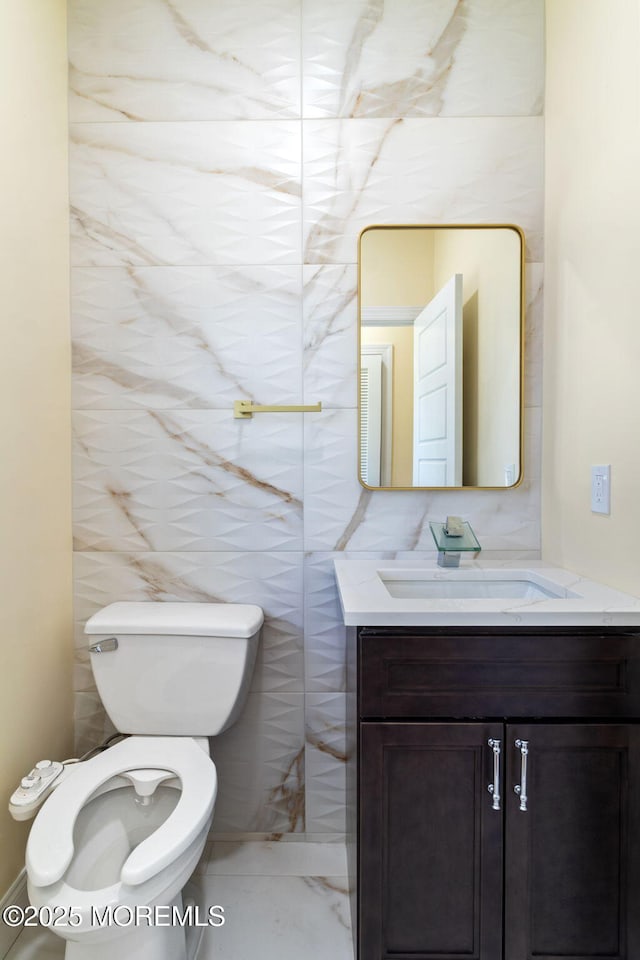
[{"x1": 4, "y1": 842, "x2": 353, "y2": 960}]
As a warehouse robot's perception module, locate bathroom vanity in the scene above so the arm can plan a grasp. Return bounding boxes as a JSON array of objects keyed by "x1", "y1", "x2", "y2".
[{"x1": 335, "y1": 559, "x2": 640, "y2": 960}]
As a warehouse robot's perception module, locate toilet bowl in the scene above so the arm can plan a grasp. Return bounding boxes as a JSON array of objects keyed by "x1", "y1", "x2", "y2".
[
  {"x1": 27, "y1": 737, "x2": 216, "y2": 959},
  {"x1": 18, "y1": 601, "x2": 263, "y2": 960}
]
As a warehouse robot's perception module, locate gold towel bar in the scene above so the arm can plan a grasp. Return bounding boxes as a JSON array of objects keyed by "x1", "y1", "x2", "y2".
[{"x1": 233, "y1": 400, "x2": 322, "y2": 419}]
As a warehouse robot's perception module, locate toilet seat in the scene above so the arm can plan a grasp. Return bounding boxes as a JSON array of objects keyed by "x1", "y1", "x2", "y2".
[{"x1": 27, "y1": 737, "x2": 216, "y2": 889}]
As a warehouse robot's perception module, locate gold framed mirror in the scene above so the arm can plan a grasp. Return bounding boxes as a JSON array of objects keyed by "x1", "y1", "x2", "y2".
[{"x1": 358, "y1": 224, "x2": 524, "y2": 490}]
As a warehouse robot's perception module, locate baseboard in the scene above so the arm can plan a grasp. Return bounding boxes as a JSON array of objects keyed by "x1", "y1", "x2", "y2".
[{"x1": 0, "y1": 870, "x2": 28, "y2": 959}]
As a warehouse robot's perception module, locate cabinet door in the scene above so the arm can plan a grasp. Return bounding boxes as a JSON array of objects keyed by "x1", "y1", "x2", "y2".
[
  {"x1": 360, "y1": 722, "x2": 503, "y2": 960},
  {"x1": 505, "y1": 724, "x2": 640, "y2": 960}
]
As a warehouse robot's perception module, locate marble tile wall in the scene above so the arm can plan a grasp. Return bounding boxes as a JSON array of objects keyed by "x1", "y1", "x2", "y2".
[{"x1": 68, "y1": 0, "x2": 545, "y2": 838}]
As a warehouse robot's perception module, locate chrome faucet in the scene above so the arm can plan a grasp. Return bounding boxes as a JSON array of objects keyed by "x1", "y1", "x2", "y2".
[{"x1": 429, "y1": 516, "x2": 481, "y2": 568}]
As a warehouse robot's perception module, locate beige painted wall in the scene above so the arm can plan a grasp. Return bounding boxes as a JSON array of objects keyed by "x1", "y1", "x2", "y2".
[
  {"x1": 0, "y1": 0, "x2": 73, "y2": 897},
  {"x1": 543, "y1": 0, "x2": 640, "y2": 592},
  {"x1": 361, "y1": 228, "x2": 435, "y2": 306}
]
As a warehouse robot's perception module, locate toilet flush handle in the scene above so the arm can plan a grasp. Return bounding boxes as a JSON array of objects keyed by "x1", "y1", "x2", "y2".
[{"x1": 89, "y1": 637, "x2": 119, "y2": 654}]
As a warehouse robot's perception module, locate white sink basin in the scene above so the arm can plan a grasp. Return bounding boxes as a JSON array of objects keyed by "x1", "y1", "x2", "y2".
[
  {"x1": 333, "y1": 557, "x2": 640, "y2": 627},
  {"x1": 379, "y1": 571, "x2": 571, "y2": 601}
]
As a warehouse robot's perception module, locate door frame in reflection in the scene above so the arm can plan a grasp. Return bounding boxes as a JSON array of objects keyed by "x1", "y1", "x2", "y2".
[{"x1": 360, "y1": 343, "x2": 393, "y2": 487}]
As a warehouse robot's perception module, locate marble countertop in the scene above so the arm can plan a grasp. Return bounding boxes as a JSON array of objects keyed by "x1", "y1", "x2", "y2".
[{"x1": 334, "y1": 556, "x2": 640, "y2": 627}]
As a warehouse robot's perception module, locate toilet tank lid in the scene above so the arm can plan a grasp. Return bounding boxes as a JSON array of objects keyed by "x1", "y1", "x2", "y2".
[{"x1": 84, "y1": 602, "x2": 264, "y2": 638}]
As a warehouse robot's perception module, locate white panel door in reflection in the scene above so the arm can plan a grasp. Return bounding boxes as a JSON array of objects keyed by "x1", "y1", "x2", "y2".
[{"x1": 412, "y1": 274, "x2": 463, "y2": 486}]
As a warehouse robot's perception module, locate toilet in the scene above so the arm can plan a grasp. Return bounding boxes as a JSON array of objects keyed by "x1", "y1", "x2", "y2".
[{"x1": 22, "y1": 601, "x2": 263, "y2": 960}]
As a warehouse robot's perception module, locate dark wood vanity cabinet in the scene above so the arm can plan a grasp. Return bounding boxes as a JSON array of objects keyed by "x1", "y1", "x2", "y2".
[{"x1": 351, "y1": 627, "x2": 640, "y2": 960}]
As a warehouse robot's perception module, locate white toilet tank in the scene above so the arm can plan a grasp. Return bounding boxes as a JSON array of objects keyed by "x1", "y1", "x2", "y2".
[{"x1": 85, "y1": 602, "x2": 263, "y2": 736}]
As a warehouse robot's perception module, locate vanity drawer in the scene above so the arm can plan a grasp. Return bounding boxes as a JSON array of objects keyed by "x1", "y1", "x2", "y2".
[{"x1": 359, "y1": 627, "x2": 640, "y2": 719}]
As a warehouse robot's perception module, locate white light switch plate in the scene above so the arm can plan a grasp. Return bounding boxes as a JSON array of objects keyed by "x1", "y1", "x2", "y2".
[{"x1": 591, "y1": 464, "x2": 611, "y2": 515}]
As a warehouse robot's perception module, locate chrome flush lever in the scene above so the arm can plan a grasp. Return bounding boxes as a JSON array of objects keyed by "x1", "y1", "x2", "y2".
[
  {"x1": 89, "y1": 637, "x2": 119, "y2": 654},
  {"x1": 487, "y1": 738, "x2": 501, "y2": 811},
  {"x1": 514, "y1": 739, "x2": 529, "y2": 811}
]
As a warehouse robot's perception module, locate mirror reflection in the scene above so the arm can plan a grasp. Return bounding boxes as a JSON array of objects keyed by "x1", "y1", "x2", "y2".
[{"x1": 359, "y1": 225, "x2": 524, "y2": 489}]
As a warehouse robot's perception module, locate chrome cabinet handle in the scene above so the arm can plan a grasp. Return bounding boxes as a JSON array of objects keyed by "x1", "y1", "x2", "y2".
[
  {"x1": 514, "y1": 739, "x2": 529, "y2": 811},
  {"x1": 487, "y1": 738, "x2": 501, "y2": 811}
]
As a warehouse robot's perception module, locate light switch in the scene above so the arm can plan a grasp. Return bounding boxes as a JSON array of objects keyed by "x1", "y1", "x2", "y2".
[{"x1": 591, "y1": 465, "x2": 611, "y2": 515}]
